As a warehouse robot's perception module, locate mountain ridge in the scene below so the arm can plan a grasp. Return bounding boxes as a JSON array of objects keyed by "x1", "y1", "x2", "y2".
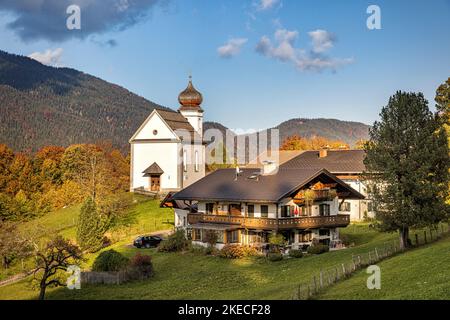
[{"x1": 0, "y1": 50, "x2": 369, "y2": 153}]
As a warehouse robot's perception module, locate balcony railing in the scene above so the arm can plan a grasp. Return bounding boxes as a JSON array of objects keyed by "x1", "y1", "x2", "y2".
[{"x1": 187, "y1": 213, "x2": 350, "y2": 230}]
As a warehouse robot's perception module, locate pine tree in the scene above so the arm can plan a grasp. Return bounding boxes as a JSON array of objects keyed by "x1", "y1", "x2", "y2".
[
  {"x1": 364, "y1": 91, "x2": 449, "y2": 249},
  {"x1": 76, "y1": 197, "x2": 105, "y2": 252}
]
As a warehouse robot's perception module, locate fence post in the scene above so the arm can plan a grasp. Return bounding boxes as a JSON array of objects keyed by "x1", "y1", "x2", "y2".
[
  {"x1": 375, "y1": 247, "x2": 379, "y2": 261},
  {"x1": 358, "y1": 255, "x2": 361, "y2": 267},
  {"x1": 313, "y1": 276, "x2": 317, "y2": 294},
  {"x1": 341, "y1": 263, "x2": 346, "y2": 277},
  {"x1": 424, "y1": 230, "x2": 427, "y2": 244},
  {"x1": 335, "y1": 266, "x2": 339, "y2": 281},
  {"x1": 319, "y1": 271, "x2": 324, "y2": 289}
]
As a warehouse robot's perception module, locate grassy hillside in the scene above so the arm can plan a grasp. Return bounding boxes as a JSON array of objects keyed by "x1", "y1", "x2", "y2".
[
  {"x1": 316, "y1": 234, "x2": 450, "y2": 300},
  {"x1": 0, "y1": 223, "x2": 401, "y2": 300},
  {"x1": 0, "y1": 195, "x2": 174, "y2": 281}
]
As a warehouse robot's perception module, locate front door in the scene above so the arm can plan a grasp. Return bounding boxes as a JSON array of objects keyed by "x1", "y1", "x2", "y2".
[{"x1": 150, "y1": 176, "x2": 160, "y2": 191}]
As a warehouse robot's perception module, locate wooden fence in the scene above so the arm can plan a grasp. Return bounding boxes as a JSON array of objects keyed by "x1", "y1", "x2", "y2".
[
  {"x1": 291, "y1": 223, "x2": 450, "y2": 300},
  {"x1": 81, "y1": 271, "x2": 129, "y2": 285}
]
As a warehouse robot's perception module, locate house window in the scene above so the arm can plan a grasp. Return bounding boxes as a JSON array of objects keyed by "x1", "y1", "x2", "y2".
[
  {"x1": 227, "y1": 230, "x2": 239, "y2": 243},
  {"x1": 192, "y1": 229, "x2": 202, "y2": 241},
  {"x1": 183, "y1": 150, "x2": 187, "y2": 172},
  {"x1": 247, "y1": 205, "x2": 254, "y2": 217},
  {"x1": 280, "y1": 205, "x2": 291, "y2": 217},
  {"x1": 205, "y1": 203, "x2": 214, "y2": 214},
  {"x1": 195, "y1": 150, "x2": 199, "y2": 172},
  {"x1": 319, "y1": 204, "x2": 330, "y2": 216},
  {"x1": 340, "y1": 202, "x2": 351, "y2": 212},
  {"x1": 229, "y1": 204, "x2": 242, "y2": 216},
  {"x1": 260, "y1": 205, "x2": 269, "y2": 218}
]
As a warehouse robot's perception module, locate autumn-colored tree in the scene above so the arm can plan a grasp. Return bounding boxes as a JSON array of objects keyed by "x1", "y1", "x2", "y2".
[
  {"x1": 0, "y1": 144, "x2": 14, "y2": 192},
  {"x1": 280, "y1": 135, "x2": 349, "y2": 151}
]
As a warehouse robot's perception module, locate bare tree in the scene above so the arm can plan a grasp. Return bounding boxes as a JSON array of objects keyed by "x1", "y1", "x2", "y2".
[{"x1": 33, "y1": 236, "x2": 83, "y2": 300}]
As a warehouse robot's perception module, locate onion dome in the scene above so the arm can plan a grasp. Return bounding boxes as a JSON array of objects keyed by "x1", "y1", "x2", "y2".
[{"x1": 178, "y1": 76, "x2": 203, "y2": 111}]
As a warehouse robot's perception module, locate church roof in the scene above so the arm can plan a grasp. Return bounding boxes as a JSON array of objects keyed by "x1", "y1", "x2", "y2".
[
  {"x1": 156, "y1": 109, "x2": 196, "y2": 133},
  {"x1": 142, "y1": 162, "x2": 164, "y2": 176}
]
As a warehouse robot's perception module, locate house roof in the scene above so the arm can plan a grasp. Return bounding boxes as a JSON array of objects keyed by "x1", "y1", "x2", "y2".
[
  {"x1": 245, "y1": 150, "x2": 305, "y2": 168},
  {"x1": 171, "y1": 167, "x2": 364, "y2": 202},
  {"x1": 142, "y1": 162, "x2": 164, "y2": 176},
  {"x1": 280, "y1": 150, "x2": 366, "y2": 174}
]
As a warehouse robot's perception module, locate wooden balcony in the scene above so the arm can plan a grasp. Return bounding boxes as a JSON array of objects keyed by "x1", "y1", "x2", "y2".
[{"x1": 187, "y1": 213, "x2": 350, "y2": 230}]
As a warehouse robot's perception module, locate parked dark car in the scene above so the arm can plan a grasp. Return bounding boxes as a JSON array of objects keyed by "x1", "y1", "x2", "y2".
[{"x1": 133, "y1": 235, "x2": 163, "y2": 248}]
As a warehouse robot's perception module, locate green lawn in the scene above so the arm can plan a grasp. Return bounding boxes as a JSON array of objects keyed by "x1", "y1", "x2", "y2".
[
  {"x1": 316, "y1": 234, "x2": 450, "y2": 300},
  {"x1": 0, "y1": 194, "x2": 174, "y2": 281},
  {"x1": 0, "y1": 223, "x2": 403, "y2": 300}
]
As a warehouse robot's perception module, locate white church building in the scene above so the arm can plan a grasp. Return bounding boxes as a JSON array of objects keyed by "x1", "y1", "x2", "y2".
[{"x1": 129, "y1": 77, "x2": 206, "y2": 193}]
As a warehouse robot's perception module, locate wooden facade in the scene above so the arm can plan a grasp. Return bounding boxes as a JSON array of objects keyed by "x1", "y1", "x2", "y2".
[{"x1": 187, "y1": 213, "x2": 350, "y2": 230}]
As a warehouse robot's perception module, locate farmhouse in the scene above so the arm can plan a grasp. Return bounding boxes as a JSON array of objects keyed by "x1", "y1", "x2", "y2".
[
  {"x1": 168, "y1": 164, "x2": 364, "y2": 249},
  {"x1": 129, "y1": 76, "x2": 206, "y2": 193},
  {"x1": 280, "y1": 149, "x2": 373, "y2": 221}
]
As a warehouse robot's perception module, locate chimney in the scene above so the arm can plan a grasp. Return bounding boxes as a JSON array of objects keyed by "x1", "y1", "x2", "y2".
[
  {"x1": 319, "y1": 146, "x2": 330, "y2": 158},
  {"x1": 261, "y1": 160, "x2": 278, "y2": 175}
]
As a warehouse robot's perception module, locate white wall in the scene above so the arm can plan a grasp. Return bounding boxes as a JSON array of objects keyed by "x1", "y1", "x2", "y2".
[
  {"x1": 174, "y1": 208, "x2": 189, "y2": 228},
  {"x1": 131, "y1": 142, "x2": 180, "y2": 190},
  {"x1": 180, "y1": 110, "x2": 203, "y2": 136},
  {"x1": 133, "y1": 111, "x2": 178, "y2": 140}
]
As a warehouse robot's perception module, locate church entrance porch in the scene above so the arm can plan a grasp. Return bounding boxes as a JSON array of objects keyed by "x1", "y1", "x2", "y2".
[{"x1": 150, "y1": 176, "x2": 161, "y2": 191}]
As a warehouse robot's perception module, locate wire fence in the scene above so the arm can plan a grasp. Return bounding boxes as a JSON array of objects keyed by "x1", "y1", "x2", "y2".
[{"x1": 291, "y1": 223, "x2": 450, "y2": 300}]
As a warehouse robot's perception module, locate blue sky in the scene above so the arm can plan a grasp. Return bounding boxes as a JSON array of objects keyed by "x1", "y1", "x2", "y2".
[{"x1": 1, "y1": 0, "x2": 449, "y2": 130}]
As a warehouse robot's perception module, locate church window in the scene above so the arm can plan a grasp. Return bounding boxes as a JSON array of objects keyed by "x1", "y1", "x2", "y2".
[
  {"x1": 195, "y1": 150, "x2": 199, "y2": 172},
  {"x1": 183, "y1": 150, "x2": 187, "y2": 172}
]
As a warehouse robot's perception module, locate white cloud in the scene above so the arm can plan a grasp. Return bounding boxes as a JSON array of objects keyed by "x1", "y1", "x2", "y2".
[
  {"x1": 217, "y1": 38, "x2": 248, "y2": 58},
  {"x1": 257, "y1": 0, "x2": 281, "y2": 11},
  {"x1": 255, "y1": 29, "x2": 353, "y2": 72},
  {"x1": 28, "y1": 48, "x2": 63, "y2": 66},
  {"x1": 308, "y1": 29, "x2": 335, "y2": 53}
]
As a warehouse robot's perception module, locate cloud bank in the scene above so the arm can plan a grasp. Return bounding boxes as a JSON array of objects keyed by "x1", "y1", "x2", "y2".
[
  {"x1": 0, "y1": 0, "x2": 168, "y2": 42},
  {"x1": 28, "y1": 48, "x2": 63, "y2": 66},
  {"x1": 217, "y1": 38, "x2": 248, "y2": 58},
  {"x1": 256, "y1": 28, "x2": 353, "y2": 72}
]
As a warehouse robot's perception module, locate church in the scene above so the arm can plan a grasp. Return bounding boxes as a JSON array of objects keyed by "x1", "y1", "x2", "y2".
[{"x1": 129, "y1": 77, "x2": 206, "y2": 193}]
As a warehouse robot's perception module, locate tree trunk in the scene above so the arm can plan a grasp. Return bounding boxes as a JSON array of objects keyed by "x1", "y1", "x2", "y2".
[
  {"x1": 38, "y1": 285, "x2": 46, "y2": 300},
  {"x1": 38, "y1": 276, "x2": 47, "y2": 300},
  {"x1": 399, "y1": 227, "x2": 410, "y2": 250}
]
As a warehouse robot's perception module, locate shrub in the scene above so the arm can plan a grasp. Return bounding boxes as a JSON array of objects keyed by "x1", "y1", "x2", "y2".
[
  {"x1": 219, "y1": 244, "x2": 259, "y2": 259},
  {"x1": 267, "y1": 252, "x2": 283, "y2": 262},
  {"x1": 127, "y1": 253, "x2": 154, "y2": 279},
  {"x1": 288, "y1": 249, "x2": 303, "y2": 258},
  {"x1": 204, "y1": 230, "x2": 218, "y2": 248},
  {"x1": 307, "y1": 244, "x2": 330, "y2": 255},
  {"x1": 157, "y1": 229, "x2": 190, "y2": 252},
  {"x1": 92, "y1": 249, "x2": 129, "y2": 272}
]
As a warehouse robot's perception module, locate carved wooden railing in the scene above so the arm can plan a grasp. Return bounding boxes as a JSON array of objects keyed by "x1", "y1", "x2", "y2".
[{"x1": 187, "y1": 213, "x2": 350, "y2": 230}]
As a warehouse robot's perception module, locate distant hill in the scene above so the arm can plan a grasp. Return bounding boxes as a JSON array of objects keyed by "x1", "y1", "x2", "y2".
[
  {"x1": 275, "y1": 118, "x2": 369, "y2": 146},
  {"x1": 0, "y1": 50, "x2": 369, "y2": 153},
  {"x1": 205, "y1": 118, "x2": 369, "y2": 147},
  {"x1": 0, "y1": 50, "x2": 169, "y2": 152}
]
